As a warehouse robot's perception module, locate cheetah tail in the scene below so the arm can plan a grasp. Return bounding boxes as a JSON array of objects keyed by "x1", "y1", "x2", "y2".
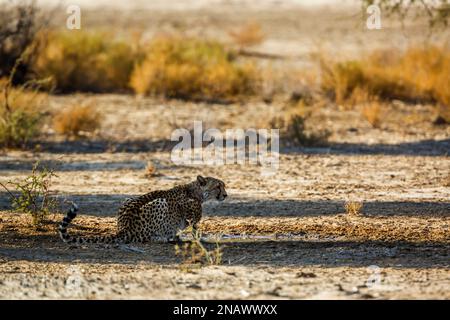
[
  {"x1": 59, "y1": 203, "x2": 122, "y2": 244},
  {"x1": 58, "y1": 202, "x2": 79, "y2": 242}
]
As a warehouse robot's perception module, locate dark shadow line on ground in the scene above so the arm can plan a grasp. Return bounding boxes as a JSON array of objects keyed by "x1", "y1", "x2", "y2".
[
  {"x1": 0, "y1": 192, "x2": 448, "y2": 217},
  {"x1": 30, "y1": 138, "x2": 176, "y2": 154},
  {"x1": 0, "y1": 159, "x2": 148, "y2": 172},
  {"x1": 4, "y1": 137, "x2": 449, "y2": 156},
  {"x1": 0, "y1": 159, "x2": 195, "y2": 172},
  {"x1": 0, "y1": 237, "x2": 448, "y2": 268},
  {"x1": 281, "y1": 138, "x2": 450, "y2": 157}
]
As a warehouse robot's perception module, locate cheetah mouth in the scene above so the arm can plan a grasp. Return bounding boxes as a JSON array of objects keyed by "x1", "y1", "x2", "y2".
[{"x1": 217, "y1": 195, "x2": 226, "y2": 201}]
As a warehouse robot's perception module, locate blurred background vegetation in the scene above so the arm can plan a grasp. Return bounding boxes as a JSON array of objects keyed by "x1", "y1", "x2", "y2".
[{"x1": 0, "y1": 0, "x2": 449, "y2": 149}]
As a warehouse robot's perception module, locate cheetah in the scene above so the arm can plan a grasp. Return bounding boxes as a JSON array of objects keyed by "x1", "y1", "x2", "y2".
[{"x1": 58, "y1": 176, "x2": 227, "y2": 244}]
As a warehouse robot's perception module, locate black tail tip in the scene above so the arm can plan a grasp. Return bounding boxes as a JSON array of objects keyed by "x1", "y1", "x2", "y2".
[{"x1": 66, "y1": 202, "x2": 79, "y2": 219}]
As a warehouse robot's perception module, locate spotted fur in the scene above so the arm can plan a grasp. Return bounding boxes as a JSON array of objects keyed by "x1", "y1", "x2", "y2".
[{"x1": 58, "y1": 176, "x2": 227, "y2": 244}]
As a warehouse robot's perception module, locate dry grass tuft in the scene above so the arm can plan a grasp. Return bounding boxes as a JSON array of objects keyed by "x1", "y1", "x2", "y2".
[
  {"x1": 361, "y1": 100, "x2": 384, "y2": 128},
  {"x1": 229, "y1": 22, "x2": 265, "y2": 48},
  {"x1": 270, "y1": 108, "x2": 330, "y2": 147},
  {"x1": 434, "y1": 104, "x2": 450, "y2": 124},
  {"x1": 0, "y1": 78, "x2": 47, "y2": 148},
  {"x1": 130, "y1": 37, "x2": 260, "y2": 102},
  {"x1": 321, "y1": 60, "x2": 366, "y2": 106},
  {"x1": 443, "y1": 175, "x2": 450, "y2": 187},
  {"x1": 345, "y1": 201, "x2": 363, "y2": 217},
  {"x1": 34, "y1": 31, "x2": 141, "y2": 93},
  {"x1": 53, "y1": 103, "x2": 102, "y2": 138},
  {"x1": 321, "y1": 46, "x2": 450, "y2": 123},
  {"x1": 175, "y1": 227, "x2": 222, "y2": 268},
  {"x1": 144, "y1": 161, "x2": 157, "y2": 178}
]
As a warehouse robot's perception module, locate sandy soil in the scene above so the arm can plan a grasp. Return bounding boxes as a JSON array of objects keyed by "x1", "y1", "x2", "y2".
[
  {"x1": 1, "y1": 3, "x2": 449, "y2": 299},
  {"x1": 0, "y1": 92, "x2": 449, "y2": 299}
]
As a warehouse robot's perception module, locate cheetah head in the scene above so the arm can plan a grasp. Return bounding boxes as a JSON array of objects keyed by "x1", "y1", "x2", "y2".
[{"x1": 196, "y1": 175, "x2": 227, "y2": 202}]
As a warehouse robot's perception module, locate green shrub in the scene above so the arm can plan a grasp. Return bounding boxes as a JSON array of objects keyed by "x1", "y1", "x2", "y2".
[
  {"x1": 0, "y1": 162, "x2": 57, "y2": 226},
  {"x1": 0, "y1": 107, "x2": 42, "y2": 147}
]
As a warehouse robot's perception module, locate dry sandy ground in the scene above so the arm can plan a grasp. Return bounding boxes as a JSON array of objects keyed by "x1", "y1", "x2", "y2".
[
  {"x1": 0, "y1": 92, "x2": 449, "y2": 299},
  {"x1": 1, "y1": 2, "x2": 449, "y2": 300}
]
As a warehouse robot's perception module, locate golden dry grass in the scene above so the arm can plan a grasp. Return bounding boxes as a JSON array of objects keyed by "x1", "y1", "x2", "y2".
[
  {"x1": 443, "y1": 175, "x2": 450, "y2": 187},
  {"x1": 34, "y1": 31, "x2": 141, "y2": 93},
  {"x1": 0, "y1": 79, "x2": 48, "y2": 113},
  {"x1": 344, "y1": 201, "x2": 363, "y2": 217},
  {"x1": 130, "y1": 37, "x2": 260, "y2": 101},
  {"x1": 321, "y1": 46, "x2": 450, "y2": 123},
  {"x1": 229, "y1": 22, "x2": 265, "y2": 48},
  {"x1": 144, "y1": 161, "x2": 157, "y2": 178},
  {"x1": 0, "y1": 78, "x2": 48, "y2": 148},
  {"x1": 175, "y1": 227, "x2": 222, "y2": 267},
  {"x1": 269, "y1": 105, "x2": 330, "y2": 147},
  {"x1": 361, "y1": 100, "x2": 383, "y2": 128},
  {"x1": 53, "y1": 103, "x2": 102, "y2": 138}
]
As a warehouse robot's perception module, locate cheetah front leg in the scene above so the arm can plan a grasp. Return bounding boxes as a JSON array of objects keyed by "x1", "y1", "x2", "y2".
[
  {"x1": 183, "y1": 199, "x2": 202, "y2": 234},
  {"x1": 168, "y1": 235, "x2": 183, "y2": 244}
]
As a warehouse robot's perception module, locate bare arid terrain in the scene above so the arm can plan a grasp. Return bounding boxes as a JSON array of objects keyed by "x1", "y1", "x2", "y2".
[
  {"x1": 0, "y1": 1, "x2": 449, "y2": 299},
  {"x1": 0, "y1": 93, "x2": 449, "y2": 299}
]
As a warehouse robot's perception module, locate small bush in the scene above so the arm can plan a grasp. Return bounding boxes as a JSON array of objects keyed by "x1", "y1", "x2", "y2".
[
  {"x1": 34, "y1": 31, "x2": 141, "y2": 93},
  {"x1": 321, "y1": 60, "x2": 366, "y2": 105},
  {"x1": 434, "y1": 104, "x2": 450, "y2": 124},
  {"x1": 0, "y1": 78, "x2": 47, "y2": 148},
  {"x1": 130, "y1": 37, "x2": 260, "y2": 101},
  {"x1": 0, "y1": 107, "x2": 42, "y2": 147},
  {"x1": 271, "y1": 112, "x2": 330, "y2": 147},
  {"x1": 362, "y1": 100, "x2": 383, "y2": 128},
  {"x1": 144, "y1": 161, "x2": 157, "y2": 178},
  {"x1": 53, "y1": 103, "x2": 102, "y2": 138},
  {"x1": 175, "y1": 227, "x2": 222, "y2": 267},
  {"x1": 0, "y1": 162, "x2": 57, "y2": 226},
  {"x1": 443, "y1": 175, "x2": 450, "y2": 187},
  {"x1": 345, "y1": 201, "x2": 363, "y2": 217},
  {"x1": 433, "y1": 59, "x2": 450, "y2": 124},
  {"x1": 321, "y1": 46, "x2": 450, "y2": 118},
  {"x1": 229, "y1": 22, "x2": 265, "y2": 48}
]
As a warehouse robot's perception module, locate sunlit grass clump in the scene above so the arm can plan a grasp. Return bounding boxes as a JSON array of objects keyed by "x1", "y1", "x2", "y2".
[
  {"x1": 321, "y1": 46, "x2": 450, "y2": 123},
  {"x1": 34, "y1": 31, "x2": 141, "y2": 93},
  {"x1": 130, "y1": 37, "x2": 260, "y2": 101},
  {"x1": 0, "y1": 78, "x2": 47, "y2": 148},
  {"x1": 229, "y1": 22, "x2": 265, "y2": 49},
  {"x1": 53, "y1": 103, "x2": 102, "y2": 138},
  {"x1": 269, "y1": 107, "x2": 330, "y2": 147},
  {"x1": 175, "y1": 226, "x2": 222, "y2": 268},
  {"x1": 345, "y1": 201, "x2": 363, "y2": 217}
]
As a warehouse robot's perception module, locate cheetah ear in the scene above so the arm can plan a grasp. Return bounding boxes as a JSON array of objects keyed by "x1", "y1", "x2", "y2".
[{"x1": 197, "y1": 175, "x2": 207, "y2": 186}]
